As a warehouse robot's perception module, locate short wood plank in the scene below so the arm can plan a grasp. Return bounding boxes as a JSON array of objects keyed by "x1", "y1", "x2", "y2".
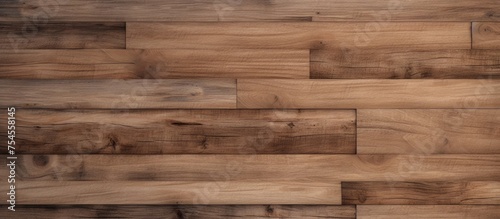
[
  {"x1": 237, "y1": 79, "x2": 500, "y2": 109},
  {"x1": 342, "y1": 181, "x2": 500, "y2": 204},
  {"x1": 0, "y1": 109, "x2": 355, "y2": 154},
  {"x1": 357, "y1": 205, "x2": 500, "y2": 219},
  {"x1": 0, "y1": 205, "x2": 356, "y2": 219},
  {"x1": 473, "y1": 22, "x2": 500, "y2": 49},
  {"x1": 127, "y1": 22, "x2": 470, "y2": 50},
  {"x1": 311, "y1": 49, "x2": 500, "y2": 79},
  {"x1": 0, "y1": 49, "x2": 309, "y2": 79},
  {"x1": 0, "y1": 23, "x2": 125, "y2": 49},
  {"x1": 0, "y1": 79, "x2": 236, "y2": 109},
  {"x1": 357, "y1": 109, "x2": 500, "y2": 154}
]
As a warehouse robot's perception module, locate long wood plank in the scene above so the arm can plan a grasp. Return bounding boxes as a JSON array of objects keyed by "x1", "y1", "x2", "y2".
[
  {"x1": 5, "y1": 181, "x2": 341, "y2": 205},
  {"x1": 473, "y1": 22, "x2": 500, "y2": 49},
  {"x1": 0, "y1": 79, "x2": 236, "y2": 109},
  {"x1": 10, "y1": 155, "x2": 500, "y2": 181},
  {"x1": 127, "y1": 22, "x2": 470, "y2": 50},
  {"x1": 342, "y1": 181, "x2": 500, "y2": 204},
  {"x1": 0, "y1": 109, "x2": 355, "y2": 154},
  {"x1": 311, "y1": 49, "x2": 500, "y2": 79},
  {"x1": 358, "y1": 205, "x2": 500, "y2": 219},
  {"x1": 357, "y1": 109, "x2": 500, "y2": 154},
  {"x1": 0, "y1": 49, "x2": 309, "y2": 79},
  {"x1": 237, "y1": 79, "x2": 500, "y2": 109},
  {"x1": 0, "y1": 23, "x2": 125, "y2": 49},
  {"x1": 1, "y1": 0, "x2": 498, "y2": 21},
  {"x1": 0, "y1": 205, "x2": 355, "y2": 219}
]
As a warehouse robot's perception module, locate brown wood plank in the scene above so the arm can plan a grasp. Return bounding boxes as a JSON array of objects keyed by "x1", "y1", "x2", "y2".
[
  {"x1": 473, "y1": 22, "x2": 500, "y2": 49},
  {"x1": 357, "y1": 205, "x2": 500, "y2": 219},
  {"x1": 1, "y1": 0, "x2": 498, "y2": 21},
  {"x1": 9, "y1": 155, "x2": 500, "y2": 181},
  {"x1": 357, "y1": 109, "x2": 500, "y2": 154},
  {"x1": 342, "y1": 181, "x2": 500, "y2": 205},
  {"x1": 4, "y1": 181, "x2": 341, "y2": 205},
  {"x1": 0, "y1": 23, "x2": 125, "y2": 49},
  {"x1": 311, "y1": 49, "x2": 500, "y2": 79},
  {"x1": 0, "y1": 79, "x2": 236, "y2": 109},
  {"x1": 237, "y1": 79, "x2": 500, "y2": 109},
  {"x1": 0, "y1": 49, "x2": 309, "y2": 79},
  {"x1": 126, "y1": 22, "x2": 470, "y2": 50},
  {"x1": 0, "y1": 109, "x2": 355, "y2": 154},
  {"x1": 0, "y1": 205, "x2": 356, "y2": 219}
]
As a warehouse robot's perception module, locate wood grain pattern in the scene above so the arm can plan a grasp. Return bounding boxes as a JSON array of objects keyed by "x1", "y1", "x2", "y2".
[
  {"x1": 10, "y1": 155, "x2": 500, "y2": 181},
  {"x1": 311, "y1": 49, "x2": 500, "y2": 79},
  {"x1": 0, "y1": 79, "x2": 236, "y2": 109},
  {"x1": 342, "y1": 181, "x2": 500, "y2": 204},
  {"x1": 357, "y1": 205, "x2": 500, "y2": 219},
  {"x1": 237, "y1": 79, "x2": 500, "y2": 109},
  {"x1": 127, "y1": 22, "x2": 470, "y2": 50},
  {"x1": 473, "y1": 22, "x2": 500, "y2": 49},
  {"x1": 0, "y1": 109, "x2": 355, "y2": 154},
  {"x1": 0, "y1": 23, "x2": 125, "y2": 49},
  {"x1": 0, "y1": 205, "x2": 356, "y2": 219},
  {"x1": 1, "y1": 0, "x2": 498, "y2": 21},
  {"x1": 357, "y1": 109, "x2": 500, "y2": 154},
  {"x1": 0, "y1": 49, "x2": 309, "y2": 79}
]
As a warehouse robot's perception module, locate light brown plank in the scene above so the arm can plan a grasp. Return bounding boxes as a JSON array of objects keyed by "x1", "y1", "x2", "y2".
[
  {"x1": 358, "y1": 205, "x2": 500, "y2": 219},
  {"x1": 0, "y1": 23, "x2": 125, "y2": 49},
  {"x1": 311, "y1": 49, "x2": 500, "y2": 79},
  {"x1": 473, "y1": 22, "x2": 500, "y2": 49},
  {"x1": 0, "y1": 79, "x2": 236, "y2": 109},
  {"x1": 342, "y1": 181, "x2": 500, "y2": 204},
  {"x1": 357, "y1": 109, "x2": 500, "y2": 154},
  {"x1": 0, "y1": 109, "x2": 355, "y2": 154},
  {"x1": 5, "y1": 181, "x2": 341, "y2": 205},
  {"x1": 1, "y1": 0, "x2": 498, "y2": 21},
  {"x1": 127, "y1": 22, "x2": 470, "y2": 50},
  {"x1": 0, "y1": 49, "x2": 309, "y2": 79},
  {"x1": 10, "y1": 155, "x2": 500, "y2": 181},
  {"x1": 0, "y1": 205, "x2": 356, "y2": 219},
  {"x1": 237, "y1": 79, "x2": 500, "y2": 109}
]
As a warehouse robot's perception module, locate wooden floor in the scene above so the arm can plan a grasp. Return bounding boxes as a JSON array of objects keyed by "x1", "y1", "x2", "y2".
[{"x1": 1, "y1": 0, "x2": 500, "y2": 218}]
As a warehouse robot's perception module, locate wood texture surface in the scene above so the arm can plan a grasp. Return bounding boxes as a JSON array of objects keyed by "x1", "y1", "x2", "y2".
[
  {"x1": 357, "y1": 109, "x2": 500, "y2": 154},
  {"x1": 473, "y1": 22, "x2": 500, "y2": 49},
  {"x1": 0, "y1": 23, "x2": 125, "y2": 49},
  {"x1": 127, "y1": 22, "x2": 470, "y2": 50},
  {"x1": 0, "y1": 109, "x2": 355, "y2": 154},
  {"x1": 237, "y1": 79, "x2": 500, "y2": 109},
  {"x1": 357, "y1": 205, "x2": 500, "y2": 219},
  {"x1": 0, "y1": 49, "x2": 309, "y2": 79},
  {"x1": 342, "y1": 181, "x2": 500, "y2": 204},
  {"x1": 311, "y1": 49, "x2": 500, "y2": 79},
  {"x1": 0, "y1": 79, "x2": 236, "y2": 109}
]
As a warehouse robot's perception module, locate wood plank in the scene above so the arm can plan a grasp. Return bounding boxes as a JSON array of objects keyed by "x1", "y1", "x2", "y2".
[
  {"x1": 357, "y1": 205, "x2": 500, "y2": 219},
  {"x1": 357, "y1": 109, "x2": 500, "y2": 154},
  {"x1": 237, "y1": 79, "x2": 500, "y2": 109},
  {"x1": 1, "y1": 0, "x2": 498, "y2": 21},
  {"x1": 342, "y1": 181, "x2": 500, "y2": 204},
  {"x1": 311, "y1": 49, "x2": 500, "y2": 79},
  {"x1": 0, "y1": 79, "x2": 236, "y2": 109},
  {"x1": 473, "y1": 22, "x2": 500, "y2": 49},
  {"x1": 4, "y1": 181, "x2": 341, "y2": 205},
  {"x1": 0, "y1": 205, "x2": 356, "y2": 219},
  {"x1": 127, "y1": 22, "x2": 470, "y2": 50},
  {"x1": 0, "y1": 49, "x2": 309, "y2": 79},
  {"x1": 0, "y1": 109, "x2": 355, "y2": 154},
  {"x1": 10, "y1": 155, "x2": 500, "y2": 181},
  {"x1": 0, "y1": 23, "x2": 125, "y2": 49}
]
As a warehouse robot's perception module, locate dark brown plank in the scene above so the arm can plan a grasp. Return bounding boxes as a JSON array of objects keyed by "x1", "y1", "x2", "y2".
[
  {"x1": 0, "y1": 23, "x2": 125, "y2": 49},
  {"x1": 473, "y1": 22, "x2": 500, "y2": 49},
  {"x1": 358, "y1": 205, "x2": 500, "y2": 219},
  {"x1": 0, "y1": 109, "x2": 355, "y2": 154},
  {"x1": 311, "y1": 49, "x2": 500, "y2": 79},
  {"x1": 342, "y1": 181, "x2": 500, "y2": 204}
]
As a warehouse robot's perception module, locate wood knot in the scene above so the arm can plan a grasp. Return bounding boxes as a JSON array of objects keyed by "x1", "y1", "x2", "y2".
[
  {"x1": 287, "y1": 122, "x2": 295, "y2": 128},
  {"x1": 33, "y1": 155, "x2": 49, "y2": 167},
  {"x1": 266, "y1": 205, "x2": 274, "y2": 214}
]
